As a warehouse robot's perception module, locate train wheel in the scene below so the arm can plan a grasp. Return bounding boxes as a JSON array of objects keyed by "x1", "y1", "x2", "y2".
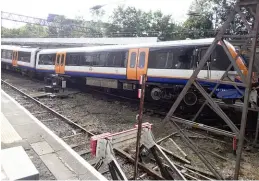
[
  {"x1": 184, "y1": 92, "x2": 197, "y2": 106},
  {"x1": 150, "y1": 87, "x2": 162, "y2": 101}
]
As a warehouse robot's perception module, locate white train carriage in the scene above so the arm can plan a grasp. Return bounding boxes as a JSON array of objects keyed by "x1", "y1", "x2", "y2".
[
  {"x1": 36, "y1": 38, "x2": 247, "y2": 89},
  {"x1": 1, "y1": 45, "x2": 19, "y2": 69},
  {"x1": 1, "y1": 45, "x2": 39, "y2": 75}
]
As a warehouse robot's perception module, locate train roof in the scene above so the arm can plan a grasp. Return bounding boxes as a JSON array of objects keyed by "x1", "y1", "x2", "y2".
[
  {"x1": 1, "y1": 45, "x2": 39, "y2": 52},
  {"x1": 38, "y1": 38, "x2": 215, "y2": 54}
]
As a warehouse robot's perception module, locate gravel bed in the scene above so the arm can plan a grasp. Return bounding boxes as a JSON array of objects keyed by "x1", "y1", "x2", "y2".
[{"x1": 2, "y1": 71, "x2": 259, "y2": 180}]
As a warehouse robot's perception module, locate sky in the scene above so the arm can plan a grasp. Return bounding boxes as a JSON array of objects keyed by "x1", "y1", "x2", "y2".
[{"x1": 1, "y1": 0, "x2": 194, "y2": 28}]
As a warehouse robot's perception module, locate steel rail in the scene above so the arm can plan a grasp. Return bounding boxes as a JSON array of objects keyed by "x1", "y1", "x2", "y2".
[
  {"x1": 2, "y1": 79, "x2": 165, "y2": 180},
  {"x1": 1, "y1": 79, "x2": 95, "y2": 137}
]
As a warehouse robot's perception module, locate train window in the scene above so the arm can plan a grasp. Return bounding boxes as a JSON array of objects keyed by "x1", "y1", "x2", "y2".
[
  {"x1": 66, "y1": 54, "x2": 79, "y2": 66},
  {"x1": 165, "y1": 52, "x2": 173, "y2": 68},
  {"x1": 18, "y1": 51, "x2": 31, "y2": 62},
  {"x1": 106, "y1": 53, "x2": 114, "y2": 67},
  {"x1": 99, "y1": 53, "x2": 106, "y2": 66},
  {"x1": 79, "y1": 54, "x2": 92, "y2": 66},
  {"x1": 171, "y1": 48, "x2": 193, "y2": 69},
  {"x1": 148, "y1": 51, "x2": 174, "y2": 69},
  {"x1": 114, "y1": 52, "x2": 123, "y2": 67},
  {"x1": 93, "y1": 53, "x2": 107, "y2": 67},
  {"x1": 123, "y1": 52, "x2": 128, "y2": 68},
  {"x1": 2, "y1": 50, "x2": 13, "y2": 59},
  {"x1": 56, "y1": 54, "x2": 60, "y2": 65},
  {"x1": 1, "y1": 50, "x2": 6, "y2": 58},
  {"x1": 39, "y1": 54, "x2": 55, "y2": 65},
  {"x1": 7, "y1": 51, "x2": 13, "y2": 59},
  {"x1": 61, "y1": 54, "x2": 65, "y2": 65},
  {"x1": 210, "y1": 45, "x2": 231, "y2": 70},
  {"x1": 130, "y1": 52, "x2": 137, "y2": 68},
  {"x1": 106, "y1": 52, "x2": 124, "y2": 67},
  {"x1": 138, "y1": 52, "x2": 146, "y2": 69},
  {"x1": 92, "y1": 54, "x2": 98, "y2": 66}
]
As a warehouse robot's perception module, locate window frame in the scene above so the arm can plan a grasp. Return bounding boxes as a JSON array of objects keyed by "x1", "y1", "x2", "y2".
[
  {"x1": 17, "y1": 51, "x2": 31, "y2": 63},
  {"x1": 38, "y1": 54, "x2": 56, "y2": 65},
  {"x1": 130, "y1": 52, "x2": 137, "y2": 68},
  {"x1": 138, "y1": 51, "x2": 146, "y2": 69}
]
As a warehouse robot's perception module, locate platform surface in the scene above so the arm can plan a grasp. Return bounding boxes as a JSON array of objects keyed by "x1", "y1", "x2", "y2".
[
  {"x1": 1, "y1": 90, "x2": 107, "y2": 180},
  {"x1": 2, "y1": 146, "x2": 39, "y2": 180}
]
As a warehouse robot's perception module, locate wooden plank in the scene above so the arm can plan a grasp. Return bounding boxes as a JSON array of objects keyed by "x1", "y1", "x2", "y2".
[
  {"x1": 184, "y1": 164, "x2": 215, "y2": 178},
  {"x1": 114, "y1": 148, "x2": 165, "y2": 180},
  {"x1": 41, "y1": 118, "x2": 59, "y2": 122},
  {"x1": 150, "y1": 157, "x2": 213, "y2": 180},
  {"x1": 77, "y1": 149, "x2": 91, "y2": 156},
  {"x1": 158, "y1": 146, "x2": 191, "y2": 164},
  {"x1": 61, "y1": 133, "x2": 84, "y2": 139},
  {"x1": 69, "y1": 142, "x2": 86, "y2": 149},
  {"x1": 200, "y1": 148, "x2": 228, "y2": 161},
  {"x1": 169, "y1": 138, "x2": 188, "y2": 158},
  {"x1": 30, "y1": 92, "x2": 52, "y2": 98},
  {"x1": 174, "y1": 163, "x2": 214, "y2": 180},
  {"x1": 156, "y1": 131, "x2": 178, "y2": 144}
]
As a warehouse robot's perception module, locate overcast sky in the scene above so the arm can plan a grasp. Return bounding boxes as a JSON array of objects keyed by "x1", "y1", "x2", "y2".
[{"x1": 2, "y1": 0, "x2": 193, "y2": 28}]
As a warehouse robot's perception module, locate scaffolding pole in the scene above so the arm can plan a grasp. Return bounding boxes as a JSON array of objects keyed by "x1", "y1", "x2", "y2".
[
  {"x1": 234, "y1": 2, "x2": 259, "y2": 179},
  {"x1": 163, "y1": 0, "x2": 259, "y2": 179}
]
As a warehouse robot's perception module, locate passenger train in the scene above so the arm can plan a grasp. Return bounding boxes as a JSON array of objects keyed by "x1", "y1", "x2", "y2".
[{"x1": 1, "y1": 38, "x2": 255, "y2": 105}]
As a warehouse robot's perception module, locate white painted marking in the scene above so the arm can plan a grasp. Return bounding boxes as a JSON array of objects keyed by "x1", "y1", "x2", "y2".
[{"x1": 1, "y1": 112, "x2": 22, "y2": 144}]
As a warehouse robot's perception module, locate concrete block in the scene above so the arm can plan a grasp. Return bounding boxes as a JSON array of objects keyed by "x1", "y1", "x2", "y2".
[
  {"x1": 4, "y1": 111, "x2": 34, "y2": 126},
  {"x1": 42, "y1": 133, "x2": 65, "y2": 152},
  {"x1": 13, "y1": 123, "x2": 45, "y2": 143},
  {"x1": 57, "y1": 149, "x2": 89, "y2": 175},
  {"x1": 40, "y1": 153, "x2": 77, "y2": 180},
  {"x1": 1, "y1": 146, "x2": 39, "y2": 180},
  {"x1": 31, "y1": 141, "x2": 54, "y2": 156},
  {"x1": 1, "y1": 139, "x2": 31, "y2": 150}
]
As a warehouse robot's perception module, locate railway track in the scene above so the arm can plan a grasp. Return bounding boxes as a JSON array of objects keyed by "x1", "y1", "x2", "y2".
[
  {"x1": 1, "y1": 78, "x2": 163, "y2": 180},
  {"x1": 2, "y1": 71, "x2": 259, "y2": 180}
]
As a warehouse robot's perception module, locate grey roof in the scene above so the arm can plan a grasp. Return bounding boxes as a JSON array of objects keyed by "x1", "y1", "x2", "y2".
[{"x1": 1, "y1": 37, "x2": 158, "y2": 46}]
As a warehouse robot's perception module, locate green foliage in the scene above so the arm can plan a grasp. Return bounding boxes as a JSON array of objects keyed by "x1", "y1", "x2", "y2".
[
  {"x1": 183, "y1": 0, "x2": 253, "y2": 38},
  {"x1": 109, "y1": 6, "x2": 178, "y2": 40},
  {"x1": 2, "y1": 24, "x2": 48, "y2": 38}
]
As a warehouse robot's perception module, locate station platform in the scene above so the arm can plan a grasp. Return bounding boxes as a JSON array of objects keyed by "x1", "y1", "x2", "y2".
[{"x1": 1, "y1": 90, "x2": 107, "y2": 180}]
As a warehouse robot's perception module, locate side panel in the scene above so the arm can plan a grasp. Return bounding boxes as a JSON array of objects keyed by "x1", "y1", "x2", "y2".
[
  {"x1": 136, "y1": 48, "x2": 149, "y2": 80},
  {"x1": 127, "y1": 49, "x2": 138, "y2": 80}
]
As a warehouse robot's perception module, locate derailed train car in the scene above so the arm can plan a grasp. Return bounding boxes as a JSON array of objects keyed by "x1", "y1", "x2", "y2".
[{"x1": 1, "y1": 38, "x2": 256, "y2": 105}]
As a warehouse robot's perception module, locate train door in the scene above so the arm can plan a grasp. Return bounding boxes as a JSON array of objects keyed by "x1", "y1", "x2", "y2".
[
  {"x1": 127, "y1": 49, "x2": 138, "y2": 80},
  {"x1": 199, "y1": 47, "x2": 211, "y2": 79},
  {"x1": 136, "y1": 48, "x2": 149, "y2": 80},
  {"x1": 12, "y1": 50, "x2": 18, "y2": 67},
  {"x1": 55, "y1": 52, "x2": 66, "y2": 74},
  {"x1": 127, "y1": 48, "x2": 149, "y2": 80}
]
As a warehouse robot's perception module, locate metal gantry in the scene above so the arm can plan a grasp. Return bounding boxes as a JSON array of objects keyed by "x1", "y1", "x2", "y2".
[
  {"x1": 163, "y1": 0, "x2": 259, "y2": 179},
  {"x1": 1, "y1": 11, "x2": 100, "y2": 36}
]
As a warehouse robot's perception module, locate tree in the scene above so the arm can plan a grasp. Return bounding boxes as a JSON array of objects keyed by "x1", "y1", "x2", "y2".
[
  {"x1": 182, "y1": 0, "x2": 214, "y2": 39},
  {"x1": 109, "y1": 6, "x2": 178, "y2": 40},
  {"x1": 1, "y1": 24, "x2": 48, "y2": 38},
  {"x1": 184, "y1": 0, "x2": 254, "y2": 38}
]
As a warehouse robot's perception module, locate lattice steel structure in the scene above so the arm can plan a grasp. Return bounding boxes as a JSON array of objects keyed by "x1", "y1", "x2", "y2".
[
  {"x1": 1, "y1": 11, "x2": 99, "y2": 35},
  {"x1": 163, "y1": 0, "x2": 259, "y2": 179}
]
